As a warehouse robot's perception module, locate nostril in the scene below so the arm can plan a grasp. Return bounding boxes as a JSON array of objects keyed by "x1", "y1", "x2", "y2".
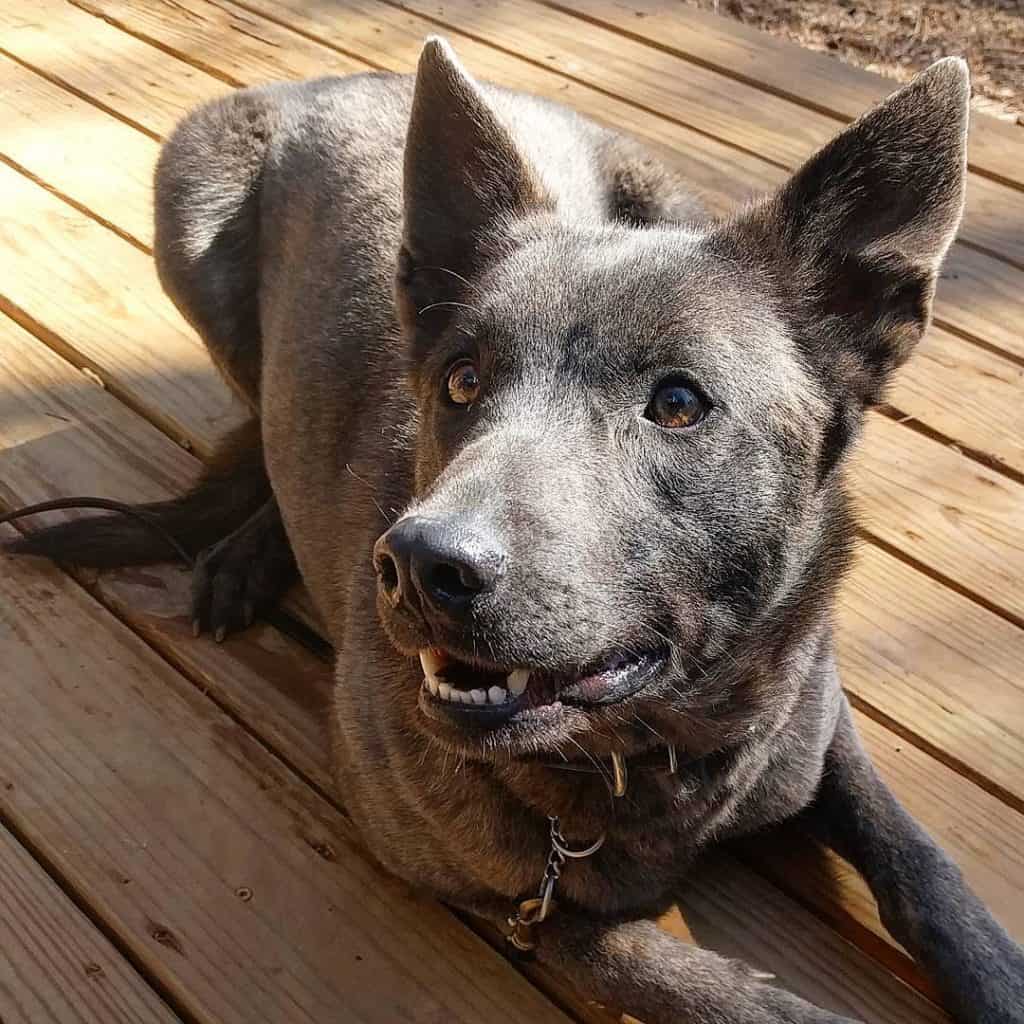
[
  {"x1": 428, "y1": 561, "x2": 480, "y2": 601},
  {"x1": 377, "y1": 552, "x2": 400, "y2": 594}
]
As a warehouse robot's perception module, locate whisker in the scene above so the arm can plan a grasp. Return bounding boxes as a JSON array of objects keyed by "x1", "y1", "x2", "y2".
[{"x1": 417, "y1": 300, "x2": 484, "y2": 317}]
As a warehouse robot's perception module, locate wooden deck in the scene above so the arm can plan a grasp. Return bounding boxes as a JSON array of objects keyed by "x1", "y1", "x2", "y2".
[{"x1": 1, "y1": 2, "x2": 1022, "y2": 1021}]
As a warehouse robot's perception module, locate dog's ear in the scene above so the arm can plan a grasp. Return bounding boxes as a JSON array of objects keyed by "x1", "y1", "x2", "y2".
[
  {"x1": 719, "y1": 58, "x2": 969, "y2": 404},
  {"x1": 397, "y1": 37, "x2": 547, "y2": 333}
]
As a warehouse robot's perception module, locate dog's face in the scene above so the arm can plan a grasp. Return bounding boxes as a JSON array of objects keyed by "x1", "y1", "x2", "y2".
[{"x1": 376, "y1": 40, "x2": 968, "y2": 759}]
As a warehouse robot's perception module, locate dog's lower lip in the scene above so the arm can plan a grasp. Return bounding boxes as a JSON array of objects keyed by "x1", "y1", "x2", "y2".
[{"x1": 417, "y1": 646, "x2": 669, "y2": 727}]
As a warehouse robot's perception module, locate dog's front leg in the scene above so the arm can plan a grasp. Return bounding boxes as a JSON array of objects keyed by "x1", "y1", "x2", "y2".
[
  {"x1": 802, "y1": 697, "x2": 1024, "y2": 1024},
  {"x1": 530, "y1": 913, "x2": 858, "y2": 1024}
]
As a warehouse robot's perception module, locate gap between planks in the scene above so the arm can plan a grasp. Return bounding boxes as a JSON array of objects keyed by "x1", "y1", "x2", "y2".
[{"x1": 537, "y1": 0, "x2": 1024, "y2": 194}]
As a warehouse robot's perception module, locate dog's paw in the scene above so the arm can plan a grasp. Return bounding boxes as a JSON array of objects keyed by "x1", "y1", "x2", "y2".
[{"x1": 190, "y1": 502, "x2": 296, "y2": 641}]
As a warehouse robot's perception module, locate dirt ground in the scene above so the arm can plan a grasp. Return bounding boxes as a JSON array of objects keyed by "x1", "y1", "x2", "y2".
[{"x1": 684, "y1": 0, "x2": 1024, "y2": 124}]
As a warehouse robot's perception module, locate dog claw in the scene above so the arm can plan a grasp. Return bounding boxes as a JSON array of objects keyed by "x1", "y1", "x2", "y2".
[
  {"x1": 214, "y1": 625, "x2": 227, "y2": 643},
  {"x1": 192, "y1": 618, "x2": 201, "y2": 638}
]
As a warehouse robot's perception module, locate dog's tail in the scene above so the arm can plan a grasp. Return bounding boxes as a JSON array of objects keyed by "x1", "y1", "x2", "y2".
[{"x1": 4, "y1": 420, "x2": 268, "y2": 567}]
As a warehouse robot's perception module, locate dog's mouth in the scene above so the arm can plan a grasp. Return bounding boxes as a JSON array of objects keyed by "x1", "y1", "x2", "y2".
[{"x1": 417, "y1": 645, "x2": 669, "y2": 728}]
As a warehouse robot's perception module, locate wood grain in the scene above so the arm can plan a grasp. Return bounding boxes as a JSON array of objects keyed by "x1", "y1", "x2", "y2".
[
  {"x1": 853, "y1": 414, "x2": 1024, "y2": 623},
  {"x1": 752, "y1": 710, "x2": 1024, "y2": 974},
  {"x1": 0, "y1": 313, "x2": 332, "y2": 792},
  {"x1": 0, "y1": 0, "x2": 226, "y2": 137},
  {"x1": 548, "y1": 0, "x2": 1024, "y2": 193},
  {"x1": 839, "y1": 544, "x2": 1024, "y2": 808},
  {"x1": 0, "y1": 529, "x2": 576, "y2": 1024},
  {"x1": 888, "y1": 326, "x2": 1024, "y2": 476},
  {"x1": 0, "y1": 160, "x2": 244, "y2": 457},
  {"x1": 672, "y1": 856, "x2": 947, "y2": 1021},
  {"x1": 0, "y1": 52, "x2": 156, "y2": 249},
  {"x1": 0, "y1": 821, "x2": 181, "y2": 1024}
]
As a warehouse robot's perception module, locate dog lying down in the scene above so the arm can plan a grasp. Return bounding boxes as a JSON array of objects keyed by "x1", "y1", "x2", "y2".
[{"x1": 10, "y1": 36, "x2": 1024, "y2": 1024}]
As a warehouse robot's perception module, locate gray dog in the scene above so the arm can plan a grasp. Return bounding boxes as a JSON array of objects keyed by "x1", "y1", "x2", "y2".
[{"x1": 13, "y1": 37, "x2": 1024, "y2": 1023}]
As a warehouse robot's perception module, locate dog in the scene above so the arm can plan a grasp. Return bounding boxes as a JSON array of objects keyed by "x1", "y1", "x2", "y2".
[{"x1": 12, "y1": 37, "x2": 1024, "y2": 1023}]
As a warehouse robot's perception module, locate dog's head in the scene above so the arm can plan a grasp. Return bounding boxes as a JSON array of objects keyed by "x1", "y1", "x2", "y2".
[{"x1": 375, "y1": 38, "x2": 968, "y2": 759}]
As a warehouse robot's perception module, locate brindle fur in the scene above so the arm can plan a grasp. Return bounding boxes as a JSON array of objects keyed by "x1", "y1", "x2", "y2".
[{"x1": 13, "y1": 39, "x2": 1024, "y2": 1023}]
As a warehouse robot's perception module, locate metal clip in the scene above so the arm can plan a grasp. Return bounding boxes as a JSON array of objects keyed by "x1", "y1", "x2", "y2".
[
  {"x1": 506, "y1": 815, "x2": 606, "y2": 952},
  {"x1": 610, "y1": 750, "x2": 628, "y2": 797},
  {"x1": 507, "y1": 896, "x2": 550, "y2": 952}
]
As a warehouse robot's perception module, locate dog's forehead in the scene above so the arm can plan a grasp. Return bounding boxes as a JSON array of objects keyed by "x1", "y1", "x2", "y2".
[{"x1": 482, "y1": 228, "x2": 816, "y2": 402}]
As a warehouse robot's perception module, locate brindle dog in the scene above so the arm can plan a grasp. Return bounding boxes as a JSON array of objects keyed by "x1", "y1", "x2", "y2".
[{"x1": 13, "y1": 38, "x2": 1024, "y2": 1023}]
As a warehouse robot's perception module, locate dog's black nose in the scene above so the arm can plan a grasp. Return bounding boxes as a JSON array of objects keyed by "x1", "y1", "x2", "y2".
[{"x1": 373, "y1": 515, "x2": 505, "y2": 618}]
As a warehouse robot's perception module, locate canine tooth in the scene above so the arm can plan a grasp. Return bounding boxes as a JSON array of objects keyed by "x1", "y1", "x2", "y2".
[
  {"x1": 419, "y1": 649, "x2": 444, "y2": 688},
  {"x1": 507, "y1": 669, "x2": 530, "y2": 696},
  {"x1": 470, "y1": 689, "x2": 486, "y2": 705},
  {"x1": 488, "y1": 685, "x2": 507, "y2": 704},
  {"x1": 426, "y1": 675, "x2": 439, "y2": 696},
  {"x1": 438, "y1": 682, "x2": 451, "y2": 702}
]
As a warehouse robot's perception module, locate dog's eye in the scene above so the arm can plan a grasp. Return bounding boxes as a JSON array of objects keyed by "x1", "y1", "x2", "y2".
[
  {"x1": 646, "y1": 381, "x2": 708, "y2": 429},
  {"x1": 446, "y1": 359, "x2": 481, "y2": 406}
]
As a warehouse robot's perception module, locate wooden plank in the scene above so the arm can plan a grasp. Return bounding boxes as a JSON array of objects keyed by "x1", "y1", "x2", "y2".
[
  {"x1": 0, "y1": 821, "x2": 181, "y2": 1024},
  {"x1": 852, "y1": 414, "x2": 1024, "y2": 624},
  {"x1": 72, "y1": 0, "x2": 369, "y2": 87},
  {"x1": 839, "y1": 545, "x2": 1024, "y2": 810},
  {"x1": 0, "y1": 0, "x2": 226, "y2": 138},
  {"x1": 0, "y1": 52, "x2": 156, "y2": 249},
  {"x1": 12, "y1": 0, "x2": 1024, "y2": 366},
  {"x1": 393, "y1": 0, "x2": 1024, "y2": 270},
  {"x1": 0, "y1": 160, "x2": 245, "y2": 458},
  {"x1": 0, "y1": 531, "x2": 575, "y2": 1024},
  {"x1": 548, "y1": 0, "x2": 1024, "y2": 193},
  {"x1": 0, "y1": 313, "x2": 333, "y2": 792},
  {"x1": 0, "y1": 313, "x2": 951, "y2": 1022},
  {"x1": 887, "y1": 326, "x2": 1024, "y2": 476},
  {"x1": 936, "y1": 249, "x2": 1024, "y2": 364}
]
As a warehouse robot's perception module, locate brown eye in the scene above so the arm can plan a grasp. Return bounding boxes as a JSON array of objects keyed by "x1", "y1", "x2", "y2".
[
  {"x1": 446, "y1": 359, "x2": 481, "y2": 406},
  {"x1": 646, "y1": 381, "x2": 708, "y2": 429}
]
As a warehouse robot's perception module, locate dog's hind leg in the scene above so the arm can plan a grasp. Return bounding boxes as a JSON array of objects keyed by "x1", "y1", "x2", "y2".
[
  {"x1": 152, "y1": 87, "x2": 299, "y2": 637},
  {"x1": 155, "y1": 87, "x2": 275, "y2": 411},
  {"x1": 801, "y1": 695, "x2": 1024, "y2": 1024},
  {"x1": 10, "y1": 88, "x2": 300, "y2": 637}
]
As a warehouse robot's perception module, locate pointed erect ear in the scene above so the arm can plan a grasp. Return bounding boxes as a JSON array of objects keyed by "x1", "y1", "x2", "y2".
[
  {"x1": 719, "y1": 58, "x2": 969, "y2": 403},
  {"x1": 397, "y1": 37, "x2": 547, "y2": 332}
]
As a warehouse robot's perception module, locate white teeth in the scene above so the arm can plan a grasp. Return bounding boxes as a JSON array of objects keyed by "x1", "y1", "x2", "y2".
[
  {"x1": 420, "y1": 652, "x2": 528, "y2": 708},
  {"x1": 507, "y1": 669, "x2": 530, "y2": 696}
]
